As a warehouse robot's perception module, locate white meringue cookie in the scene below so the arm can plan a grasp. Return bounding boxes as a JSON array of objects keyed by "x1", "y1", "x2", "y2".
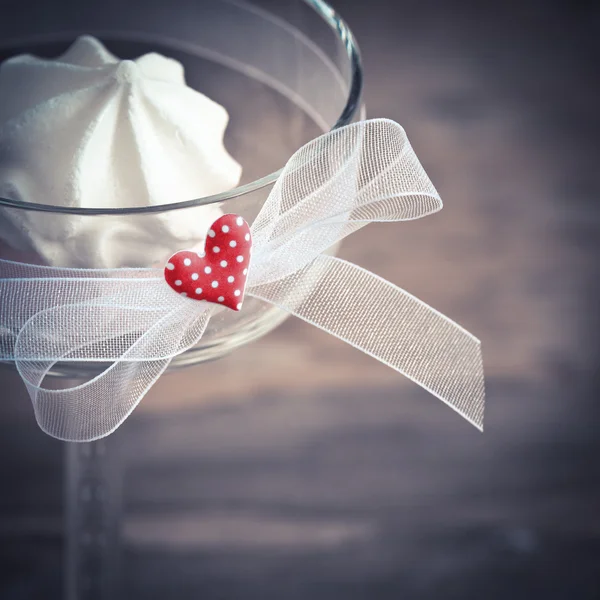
[{"x1": 0, "y1": 35, "x2": 241, "y2": 267}]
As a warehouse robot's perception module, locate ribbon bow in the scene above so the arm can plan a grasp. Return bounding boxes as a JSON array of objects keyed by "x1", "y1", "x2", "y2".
[{"x1": 0, "y1": 119, "x2": 484, "y2": 441}]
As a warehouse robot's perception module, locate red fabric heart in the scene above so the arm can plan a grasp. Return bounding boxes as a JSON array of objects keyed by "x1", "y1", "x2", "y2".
[{"x1": 164, "y1": 214, "x2": 252, "y2": 311}]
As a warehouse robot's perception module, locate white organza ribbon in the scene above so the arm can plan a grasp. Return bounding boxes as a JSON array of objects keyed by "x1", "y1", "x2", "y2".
[{"x1": 0, "y1": 119, "x2": 484, "y2": 441}]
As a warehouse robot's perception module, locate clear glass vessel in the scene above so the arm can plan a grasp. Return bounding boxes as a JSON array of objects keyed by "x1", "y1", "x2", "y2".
[
  {"x1": 0, "y1": 2, "x2": 364, "y2": 598},
  {"x1": 0, "y1": 0, "x2": 364, "y2": 368}
]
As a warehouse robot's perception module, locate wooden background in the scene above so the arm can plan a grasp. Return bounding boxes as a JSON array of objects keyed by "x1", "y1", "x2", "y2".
[{"x1": 0, "y1": 0, "x2": 599, "y2": 598}]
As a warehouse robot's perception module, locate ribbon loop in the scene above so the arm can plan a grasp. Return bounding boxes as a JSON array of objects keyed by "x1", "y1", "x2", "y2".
[
  {"x1": 249, "y1": 119, "x2": 442, "y2": 286},
  {"x1": 5, "y1": 277, "x2": 213, "y2": 440}
]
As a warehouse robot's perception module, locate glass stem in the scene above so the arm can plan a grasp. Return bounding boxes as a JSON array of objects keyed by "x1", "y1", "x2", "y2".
[{"x1": 64, "y1": 439, "x2": 123, "y2": 600}]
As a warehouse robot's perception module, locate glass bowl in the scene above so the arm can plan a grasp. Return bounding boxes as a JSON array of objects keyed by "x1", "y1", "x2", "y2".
[{"x1": 0, "y1": 0, "x2": 364, "y2": 370}]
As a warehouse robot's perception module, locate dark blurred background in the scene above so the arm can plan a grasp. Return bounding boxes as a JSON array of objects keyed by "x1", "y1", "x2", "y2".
[{"x1": 1, "y1": 0, "x2": 599, "y2": 598}]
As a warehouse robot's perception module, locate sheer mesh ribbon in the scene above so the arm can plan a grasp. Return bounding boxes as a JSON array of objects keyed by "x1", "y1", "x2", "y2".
[{"x1": 0, "y1": 119, "x2": 484, "y2": 441}]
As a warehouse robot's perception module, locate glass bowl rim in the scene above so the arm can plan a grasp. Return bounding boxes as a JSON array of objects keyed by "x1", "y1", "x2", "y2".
[{"x1": 0, "y1": 0, "x2": 363, "y2": 216}]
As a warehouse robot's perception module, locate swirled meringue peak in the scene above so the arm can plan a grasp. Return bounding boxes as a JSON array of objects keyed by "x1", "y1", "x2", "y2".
[{"x1": 0, "y1": 35, "x2": 241, "y2": 267}]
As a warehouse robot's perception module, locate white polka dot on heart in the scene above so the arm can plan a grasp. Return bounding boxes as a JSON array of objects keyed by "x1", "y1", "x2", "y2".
[
  {"x1": 236, "y1": 217, "x2": 243, "y2": 226},
  {"x1": 204, "y1": 266, "x2": 211, "y2": 274},
  {"x1": 236, "y1": 303, "x2": 242, "y2": 310},
  {"x1": 229, "y1": 240, "x2": 237, "y2": 248},
  {"x1": 183, "y1": 258, "x2": 191, "y2": 266},
  {"x1": 175, "y1": 280, "x2": 182, "y2": 286},
  {"x1": 195, "y1": 288, "x2": 202, "y2": 295},
  {"x1": 181, "y1": 292, "x2": 187, "y2": 297},
  {"x1": 222, "y1": 225, "x2": 229, "y2": 233},
  {"x1": 191, "y1": 273, "x2": 199, "y2": 280},
  {"x1": 212, "y1": 246, "x2": 220, "y2": 253},
  {"x1": 197, "y1": 251, "x2": 205, "y2": 258},
  {"x1": 166, "y1": 262, "x2": 175, "y2": 270},
  {"x1": 208, "y1": 229, "x2": 215, "y2": 237},
  {"x1": 227, "y1": 276, "x2": 234, "y2": 283},
  {"x1": 211, "y1": 281, "x2": 219, "y2": 288},
  {"x1": 234, "y1": 289, "x2": 241, "y2": 297},
  {"x1": 236, "y1": 255, "x2": 244, "y2": 263},
  {"x1": 220, "y1": 260, "x2": 227, "y2": 267},
  {"x1": 245, "y1": 233, "x2": 250, "y2": 241},
  {"x1": 243, "y1": 268, "x2": 248, "y2": 275}
]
